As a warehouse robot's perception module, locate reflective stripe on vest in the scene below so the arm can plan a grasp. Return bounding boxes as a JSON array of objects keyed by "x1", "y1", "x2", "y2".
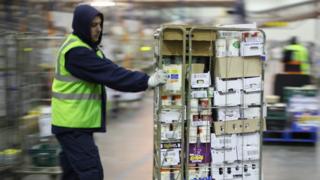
[{"x1": 51, "y1": 34, "x2": 104, "y2": 128}]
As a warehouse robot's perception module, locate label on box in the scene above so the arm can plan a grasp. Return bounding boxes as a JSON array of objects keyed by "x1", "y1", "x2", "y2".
[
  {"x1": 161, "y1": 143, "x2": 181, "y2": 149},
  {"x1": 189, "y1": 143, "x2": 211, "y2": 164},
  {"x1": 215, "y1": 39, "x2": 227, "y2": 57},
  {"x1": 227, "y1": 38, "x2": 240, "y2": 57},
  {"x1": 191, "y1": 73, "x2": 211, "y2": 88},
  {"x1": 163, "y1": 64, "x2": 182, "y2": 92}
]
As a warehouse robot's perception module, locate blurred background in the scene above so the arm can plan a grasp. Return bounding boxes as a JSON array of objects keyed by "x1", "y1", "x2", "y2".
[{"x1": 0, "y1": 0, "x2": 320, "y2": 180}]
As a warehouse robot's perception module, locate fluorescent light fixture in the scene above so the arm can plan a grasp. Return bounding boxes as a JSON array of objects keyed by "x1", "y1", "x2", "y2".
[{"x1": 90, "y1": 1, "x2": 116, "y2": 7}]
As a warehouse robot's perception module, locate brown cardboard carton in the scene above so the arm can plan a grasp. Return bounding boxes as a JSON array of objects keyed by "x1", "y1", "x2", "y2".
[
  {"x1": 191, "y1": 41, "x2": 213, "y2": 56},
  {"x1": 214, "y1": 57, "x2": 262, "y2": 78},
  {"x1": 191, "y1": 64, "x2": 205, "y2": 74},
  {"x1": 161, "y1": 41, "x2": 183, "y2": 56},
  {"x1": 191, "y1": 30, "x2": 216, "y2": 41},
  {"x1": 163, "y1": 29, "x2": 184, "y2": 40}
]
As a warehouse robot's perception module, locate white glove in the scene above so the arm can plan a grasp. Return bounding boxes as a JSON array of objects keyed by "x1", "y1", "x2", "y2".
[{"x1": 148, "y1": 69, "x2": 168, "y2": 88}]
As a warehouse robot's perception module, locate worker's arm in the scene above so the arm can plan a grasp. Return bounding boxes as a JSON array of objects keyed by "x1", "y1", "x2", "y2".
[{"x1": 65, "y1": 47, "x2": 149, "y2": 92}]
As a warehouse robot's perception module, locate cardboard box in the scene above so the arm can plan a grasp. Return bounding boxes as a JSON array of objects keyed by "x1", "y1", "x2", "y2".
[
  {"x1": 161, "y1": 169, "x2": 181, "y2": 180},
  {"x1": 192, "y1": 41, "x2": 213, "y2": 56},
  {"x1": 159, "y1": 109, "x2": 182, "y2": 123},
  {"x1": 189, "y1": 126, "x2": 198, "y2": 144},
  {"x1": 189, "y1": 143, "x2": 211, "y2": 164},
  {"x1": 237, "y1": 132, "x2": 260, "y2": 147},
  {"x1": 214, "y1": 91, "x2": 241, "y2": 106},
  {"x1": 160, "y1": 148, "x2": 181, "y2": 166},
  {"x1": 188, "y1": 165, "x2": 211, "y2": 180},
  {"x1": 243, "y1": 76, "x2": 261, "y2": 92},
  {"x1": 215, "y1": 77, "x2": 242, "y2": 92},
  {"x1": 161, "y1": 124, "x2": 182, "y2": 140},
  {"x1": 214, "y1": 57, "x2": 262, "y2": 78},
  {"x1": 242, "y1": 107, "x2": 260, "y2": 119},
  {"x1": 163, "y1": 64, "x2": 182, "y2": 92},
  {"x1": 214, "y1": 119, "x2": 261, "y2": 135},
  {"x1": 211, "y1": 162, "x2": 259, "y2": 180},
  {"x1": 163, "y1": 29, "x2": 183, "y2": 40},
  {"x1": 211, "y1": 134, "x2": 237, "y2": 149},
  {"x1": 191, "y1": 90, "x2": 208, "y2": 98},
  {"x1": 218, "y1": 106, "x2": 241, "y2": 121},
  {"x1": 191, "y1": 63, "x2": 205, "y2": 74},
  {"x1": 240, "y1": 42, "x2": 264, "y2": 56},
  {"x1": 191, "y1": 72, "x2": 211, "y2": 88},
  {"x1": 199, "y1": 126, "x2": 211, "y2": 143},
  {"x1": 237, "y1": 145, "x2": 260, "y2": 161},
  {"x1": 161, "y1": 41, "x2": 183, "y2": 56},
  {"x1": 243, "y1": 91, "x2": 261, "y2": 106},
  {"x1": 191, "y1": 30, "x2": 216, "y2": 41},
  {"x1": 211, "y1": 148, "x2": 237, "y2": 165},
  {"x1": 191, "y1": 114, "x2": 212, "y2": 126}
]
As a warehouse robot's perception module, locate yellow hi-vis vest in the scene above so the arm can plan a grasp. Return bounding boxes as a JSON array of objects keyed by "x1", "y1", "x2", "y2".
[
  {"x1": 284, "y1": 44, "x2": 310, "y2": 74},
  {"x1": 51, "y1": 34, "x2": 104, "y2": 128}
]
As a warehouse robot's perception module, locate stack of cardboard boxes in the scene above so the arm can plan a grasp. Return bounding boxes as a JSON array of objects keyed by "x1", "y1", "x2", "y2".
[{"x1": 154, "y1": 26, "x2": 266, "y2": 180}]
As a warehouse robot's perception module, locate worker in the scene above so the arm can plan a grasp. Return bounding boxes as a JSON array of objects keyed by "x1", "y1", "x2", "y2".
[
  {"x1": 51, "y1": 4, "x2": 167, "y2": 180},
  {"x1": 283, "y1": 36, "x2": 310, "y2": 74}
]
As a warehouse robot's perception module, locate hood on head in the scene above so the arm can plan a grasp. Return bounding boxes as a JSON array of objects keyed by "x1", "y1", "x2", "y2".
[{"x1": 72, "y1": 4, "x2": 104, "y2": 48}]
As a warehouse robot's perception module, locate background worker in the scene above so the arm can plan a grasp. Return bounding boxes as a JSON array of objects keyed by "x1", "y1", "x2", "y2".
[
  {"x1": 283, "y1": 36, "x2": 310, "y2": 74},
  {"x1": 51, "y1": 4, "x2": 167, "y2": 180}
]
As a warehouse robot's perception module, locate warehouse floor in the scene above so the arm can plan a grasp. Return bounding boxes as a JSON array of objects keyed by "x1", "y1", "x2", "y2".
[{"x1": 24, "y1": 92, "x2": 320, "y2": 180}]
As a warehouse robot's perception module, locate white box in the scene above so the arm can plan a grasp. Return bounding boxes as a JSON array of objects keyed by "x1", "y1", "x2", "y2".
[
  {"x1": 218, "y1": 107, "x2": 241, "y2": 121},
  {"x1": 237, "y1": 145, "x2": 260, "y2": 161},
  {"x1": 163, "y1": 64, "x2": 182, "y2": 92},
  {"x1": 214, "y1": 91, "x2": 241, "y2": 106},
  {"x1": 161, "y1": 124, "x2": 182, "y2": 140},
  {"x1": 211, "y1": 163, "x2": 243, "y2": 180},
  {"x1": 159, "y1": 110, "x2": 182, "y2": 123},
  {"x1": 160, "y1": 148, "x2": 181, "y2": 166},
  {"x1": 189, "y1": 126, "x2": 198, "y2": 143},
  {"x1": 240, "y1": 42, "x2": 263, "y2": 57},
  {"x1": 243, "y1": 92, "x2": 261, "y2": 106},
  {"x1": 191, "y1": 90, "x2": 208, "y2": 98},
  {"x1": 199, "y1": 126, "x2": 211, "y2": 143},
  {"x1": 188, "y1": 165, "x2": 210, "y2": 180},
  {"x1": 211, "y1": 148, "x2": 237, "y2": 165},
  {"x1": 215, "y1": 77, "x2": 242, "y2": 92},
  {"x1": 237, "y1": 132, "x2": 260, "y2": 147},
  {"x1": 211, "y1": 134, "x2": 237, "y2": 149},
  {"x1": 242, "y1": 107, "x2": 260, "y2": 119},
  {"x1": 191, "y1": 73, "x2": 211, "y2": 88},
  {"x1": 161, "y1": 170, "x2": 181, "y2": 180},
  {"x1": 244, "y1": 76, "x2": 261, "y2": 92},
  {"x1": 211, "y1": 162, "x2": 259, "y2": 180}
]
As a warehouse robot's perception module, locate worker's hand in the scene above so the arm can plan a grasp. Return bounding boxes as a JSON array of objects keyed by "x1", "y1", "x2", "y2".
[{"x1": 148, "y1": 69, "x2": 168, "y2": 88}]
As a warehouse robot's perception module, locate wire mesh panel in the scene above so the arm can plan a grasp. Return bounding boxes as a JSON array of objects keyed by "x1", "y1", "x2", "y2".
[{"x1": 153, "y1": 26, "x2": 187, "y2": 180}]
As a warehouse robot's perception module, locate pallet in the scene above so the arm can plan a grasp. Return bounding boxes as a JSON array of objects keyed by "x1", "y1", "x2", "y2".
[{"x1": 263, "y1": 125, "x2": 318, "y2": 144}]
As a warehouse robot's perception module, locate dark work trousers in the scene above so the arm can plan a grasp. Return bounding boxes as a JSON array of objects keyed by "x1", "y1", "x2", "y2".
[{"x1": 56, "y1": 132, "x2": 104, "y2": 180}]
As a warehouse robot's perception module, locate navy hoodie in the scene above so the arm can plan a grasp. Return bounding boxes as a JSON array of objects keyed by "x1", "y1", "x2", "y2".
[{"x1": 52, "y1": 5, "x2": 149, "y2": 134}]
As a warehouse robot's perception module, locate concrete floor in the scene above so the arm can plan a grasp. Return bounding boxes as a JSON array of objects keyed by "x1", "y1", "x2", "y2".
[{"x1": 22, "y1": 93, "x2": 320, "y2": 180}]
